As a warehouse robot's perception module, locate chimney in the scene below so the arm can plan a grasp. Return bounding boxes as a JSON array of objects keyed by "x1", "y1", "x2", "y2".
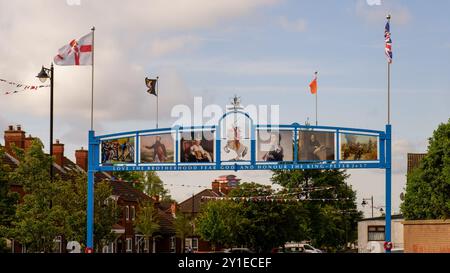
[
  {"x1": 220, "y1": 182, "x2": 230, "y2": 195},
  {"x1": 24, "y1": 135, "x2": 35, "y2": 151},
  {"x1": 52, "y1": 139, "x2": 64, "y2": 167},
  {"x1": 211, "y1": 181, "x2": 220, "y2": 194},
  {"x1": 75, "y1": 147, "x2": 88, "y2": 171},
  {"x1": 4, "y1": 125, "x2": 25, "y2": 156}
]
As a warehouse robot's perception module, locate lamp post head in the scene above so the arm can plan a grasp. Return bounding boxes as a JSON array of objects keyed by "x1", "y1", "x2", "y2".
[{"x1": 36, "y1": 66, "x2": 50, "y2": 83}]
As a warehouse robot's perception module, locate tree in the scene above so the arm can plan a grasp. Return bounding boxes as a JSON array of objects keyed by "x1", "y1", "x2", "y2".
[
  {"x1": 134, "y1": 201, "x2": 160, "y2": 253},
  {"x1": 196, "y1": 200, "x2": 246, "y2": 251},
  {"x1": 174, "y1": 212, "x2": 193, "y2": 253},
  {"x1": 0, "y1": 147, "x2": 19, "y2": 253},
  {"x1": 196, "y1": 182, "x2": 309, "y2": 253},
  {"x1": 5, "y1": 140, "x2": 69, "y2": 252},
  {"x1": 401, "y1": 119, "x2": 450, "y2": 220},
  {"x1": 272, "y1": 169, "x2": 362, "y2": 252},
  {"x1": 228, "y1": 182, "x2": 309, "y2": 253},
  {"x1": 7, "y1": 140, "x2": 118, "y2": 252}
]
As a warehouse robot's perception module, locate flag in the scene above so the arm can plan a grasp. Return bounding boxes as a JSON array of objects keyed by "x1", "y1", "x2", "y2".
[
  {"x1": 145, "y1": 77, "x2": 157, "y2": 96},
  {"x1": 309, "y1": 72, "x2": 318, "y2": 94},
  {"x1": 385, "y1": 20, "x2": 393, "y2": 63},
  {"x1": 54, "y1": 32, "x2": 93, "y2": 66}
]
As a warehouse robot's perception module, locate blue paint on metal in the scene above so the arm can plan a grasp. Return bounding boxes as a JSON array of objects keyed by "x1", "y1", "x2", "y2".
[
  {"x1": 135, "y1": 132, "x2": 139, "y2": 167},
  {"x1": 294, "y1": 129, "x2": 298, "y2": 163},
  {"x1": 97, "y1": 162, "x2": 383, "y2": 172},
  {"x1": 86, "y1": 130, "x2": 95, "y2": 250},
  {"x1": 86, "y1": 116, "x2": 392, "y2": 254},
  {"x1": 385, "y1": 124, "x2": 392, "y2": 253},
  {"x1": 336, "y1": 129, "x2": 340, "y2": 165}
]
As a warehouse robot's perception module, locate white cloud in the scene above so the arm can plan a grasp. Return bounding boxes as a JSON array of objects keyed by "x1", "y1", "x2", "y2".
[
  {"x1": 355, "y1": 0, "x2": 412, "y2": 25},
  {"x1": 149, "y1": 35, "x2": 201, "y2": 58},
  {"x1": 278, "y1": 16, "x2": 307, "y2": 32},
  {"x1": 0, "y1": 0, "x2": 280, "y2": 136}
]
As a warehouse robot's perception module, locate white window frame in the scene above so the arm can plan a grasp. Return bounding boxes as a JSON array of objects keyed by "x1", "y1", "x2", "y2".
[
  {"x1": 126, "y1": 238, "x2": 133, "y2": 253},
  {"x1": 192, "y1": 237, "x2": 198, "y2": 251},
  {"x1": 53, "y1": 235, "x2": 62, "y2": 253},
  {"x1": 125, "y1": 205, "x2": 130, "y2": 221},
  {"x1": 131, "y1": 205, "x2": 136, "y2": 221},
  {"x1": 185, "y1": 237, "x2": 199, "y2": 252}
]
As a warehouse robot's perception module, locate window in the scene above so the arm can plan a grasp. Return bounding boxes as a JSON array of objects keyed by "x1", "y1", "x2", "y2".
[
  {"x1": 126, "y1": 238, "x2": 133, "y2": 253},
  {"x1": 368, "y1": 225, "x2": 385, "y2": 241},
  {"x1": 170, "y1": 236, "x2": 176, "y2": 253},
  {"x1": 131, "y1": 206, "x2": 135, "y2": 221},
  {"x1": 53, "y1": 236, "x2": 62, "y2": 253},
  {"x1": 125, "y1": 206, "x2": 129, "y2": 221},
  {"x1": 185, "y1": 238, "x2": 199, "y2": 252}
]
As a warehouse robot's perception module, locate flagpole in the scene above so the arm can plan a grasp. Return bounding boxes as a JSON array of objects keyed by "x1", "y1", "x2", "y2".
[
  {"x1": 91, "y1": 26, "x2": 95, "y2": 130},
  {"x1": 315, "y1": 92, "x2": 318, "y2": 126},
  {"x1": 388, "y1": 61, "x2": 390, "y2": 124},
  {"x1": 156, "y1": 76, "x2": 159, "y2": 129},
  {"x1": 315, "y1": 71, "x2": 318, "y2": 126},
  {"x1": 386, "y1": 15, "x2": 391, "y2": 125}
]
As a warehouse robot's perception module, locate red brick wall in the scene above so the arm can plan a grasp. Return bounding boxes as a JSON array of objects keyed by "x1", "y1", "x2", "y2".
[{"x1": 403, "y1": 220, "x2": 450, "y2": 253}]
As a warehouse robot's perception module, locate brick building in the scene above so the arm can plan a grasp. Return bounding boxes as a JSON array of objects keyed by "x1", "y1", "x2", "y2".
[
  {"x1": 407, "y1": 153, "x2": 427, "y2": 174},
  {"x1": 177, "y1": 175, "x2": 240, "y2": 252},
  {"x1": 1, "y1": 125, "x2": 177, "y2": 253}
]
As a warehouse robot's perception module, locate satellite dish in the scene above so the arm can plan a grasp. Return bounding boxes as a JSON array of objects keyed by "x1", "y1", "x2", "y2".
[
  {"x1": 367, "y1": 241, "x2": 382, "y2": 253},
  {"x1": 66, "y1": 241, "x2": 81, "y2": 253},
  {"x1": 400, "y1": 192, "x2": 405, "y2": 201}
]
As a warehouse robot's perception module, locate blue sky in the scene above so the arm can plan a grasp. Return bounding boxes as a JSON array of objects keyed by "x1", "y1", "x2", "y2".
[{"x1": 0, "y1": 0, "x2": 449, "y2": 216}]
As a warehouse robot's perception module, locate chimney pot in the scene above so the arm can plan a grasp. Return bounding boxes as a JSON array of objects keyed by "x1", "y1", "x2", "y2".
[
  {"x1": 4, "y1": 124, "x2": 26, "y2": 156},
  {"x1": 52, "y1": 140, "x2": 64, "y2": 167}
]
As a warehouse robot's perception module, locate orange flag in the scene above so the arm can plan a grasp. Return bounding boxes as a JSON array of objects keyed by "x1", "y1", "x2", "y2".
[{"x1": 309, "y1": 72, "x2": 318, "y2": 94}]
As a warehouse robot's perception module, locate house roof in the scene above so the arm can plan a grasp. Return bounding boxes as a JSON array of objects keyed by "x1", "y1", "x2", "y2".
[
  {"x1": 108, "y1": 179, "x2": 152, "y2": 203},
  {"x1": 1, "y1": 144, "x2": 176, "y2": 236},
  {"x1": 178, "y1": 189, "x2": 220, "y2": 214}
]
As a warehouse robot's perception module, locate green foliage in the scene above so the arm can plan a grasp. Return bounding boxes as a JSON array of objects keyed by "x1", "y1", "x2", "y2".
[
  {"x1": 6, "y1": 140, "x2": 118, "y2": 252},
  {"x1": 401, "y1": 119, "x2": 450, "y2": 220},
  {"x1": 196, "y1": 182, "x2": 311, "y2": 253},
  {"x1": 174, "y1": 212, "x2": 193, "y2": 253},
  {"x1": 272, "y1": 169, "x2": 362, "y2": 252},
  {"x1": 0, "y1": 147, "x2": 19, "y2": 252},
  {"x1": 134, "y1": 201, "x2": 160, "y2": 253}
]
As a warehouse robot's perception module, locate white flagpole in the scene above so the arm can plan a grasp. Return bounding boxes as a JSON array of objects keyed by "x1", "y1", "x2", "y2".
[
  {"x1": 91, "y1": 26, "x2": 95, "y2": 130},
  {"x1": 156, "y1": 76, "x2": 159, "y2": 129},
  {"x1": 386, "y1": 15, "x2": 391, "y2": 125},
  {"x1": 315, "y1": 71, "x2": 318, "y2": 126},
  {"x1": 315, "y1": 91, "x2": 318, "y2": 126}
]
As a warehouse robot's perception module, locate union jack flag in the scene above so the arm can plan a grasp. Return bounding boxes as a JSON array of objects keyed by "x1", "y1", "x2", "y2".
[{"x1": 385, "y1": 20, "x2": 393, "y2": 63}]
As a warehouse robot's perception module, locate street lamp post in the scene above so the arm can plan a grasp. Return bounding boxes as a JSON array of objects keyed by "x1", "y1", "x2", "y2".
[
  {"x1": 362, "y1": 196, "x2": 374, "y2": 218},
  {"x1": 362, "y1": 196, "x2": 385, "y2": 218},
  {"x1": 36, "y1": 64, "x2": 54, "y2": 183}
]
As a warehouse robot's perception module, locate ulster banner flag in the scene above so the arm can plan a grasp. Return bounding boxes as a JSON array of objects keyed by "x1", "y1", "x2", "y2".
[{"x1": 54, "y1": 32, "x2": 93, "y2": 66}]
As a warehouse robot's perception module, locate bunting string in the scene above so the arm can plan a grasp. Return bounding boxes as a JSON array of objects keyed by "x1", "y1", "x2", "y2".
[
  {"x1": 201, "y1": 196, "x2": 351, "y2": 203},
  {"x1": 0, "y1": 78, "x2": 50, "y2": 95}
]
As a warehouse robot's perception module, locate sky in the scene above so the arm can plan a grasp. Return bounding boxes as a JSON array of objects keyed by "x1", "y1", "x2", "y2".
[{"x1": 0, "y1": 0, "x2": 449, "y2": 217}]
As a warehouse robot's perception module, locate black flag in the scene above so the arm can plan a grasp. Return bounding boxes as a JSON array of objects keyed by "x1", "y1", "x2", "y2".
[{"x1": 145, "y1": 77, "x2": 157, "y2": 96}]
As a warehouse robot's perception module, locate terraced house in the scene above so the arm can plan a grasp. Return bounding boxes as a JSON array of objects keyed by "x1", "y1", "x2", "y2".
[{"x1": 1, "y1": 125, "x2": 179, "y2": 253}]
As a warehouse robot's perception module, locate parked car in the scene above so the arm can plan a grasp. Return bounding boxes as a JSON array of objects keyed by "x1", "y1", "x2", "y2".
[
  {"x1": 223, "y1": 248, "x2": 255, "y2": 253},
  {"x1": 274, "y1": 242, "x2": 322, "y2": 253}
]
